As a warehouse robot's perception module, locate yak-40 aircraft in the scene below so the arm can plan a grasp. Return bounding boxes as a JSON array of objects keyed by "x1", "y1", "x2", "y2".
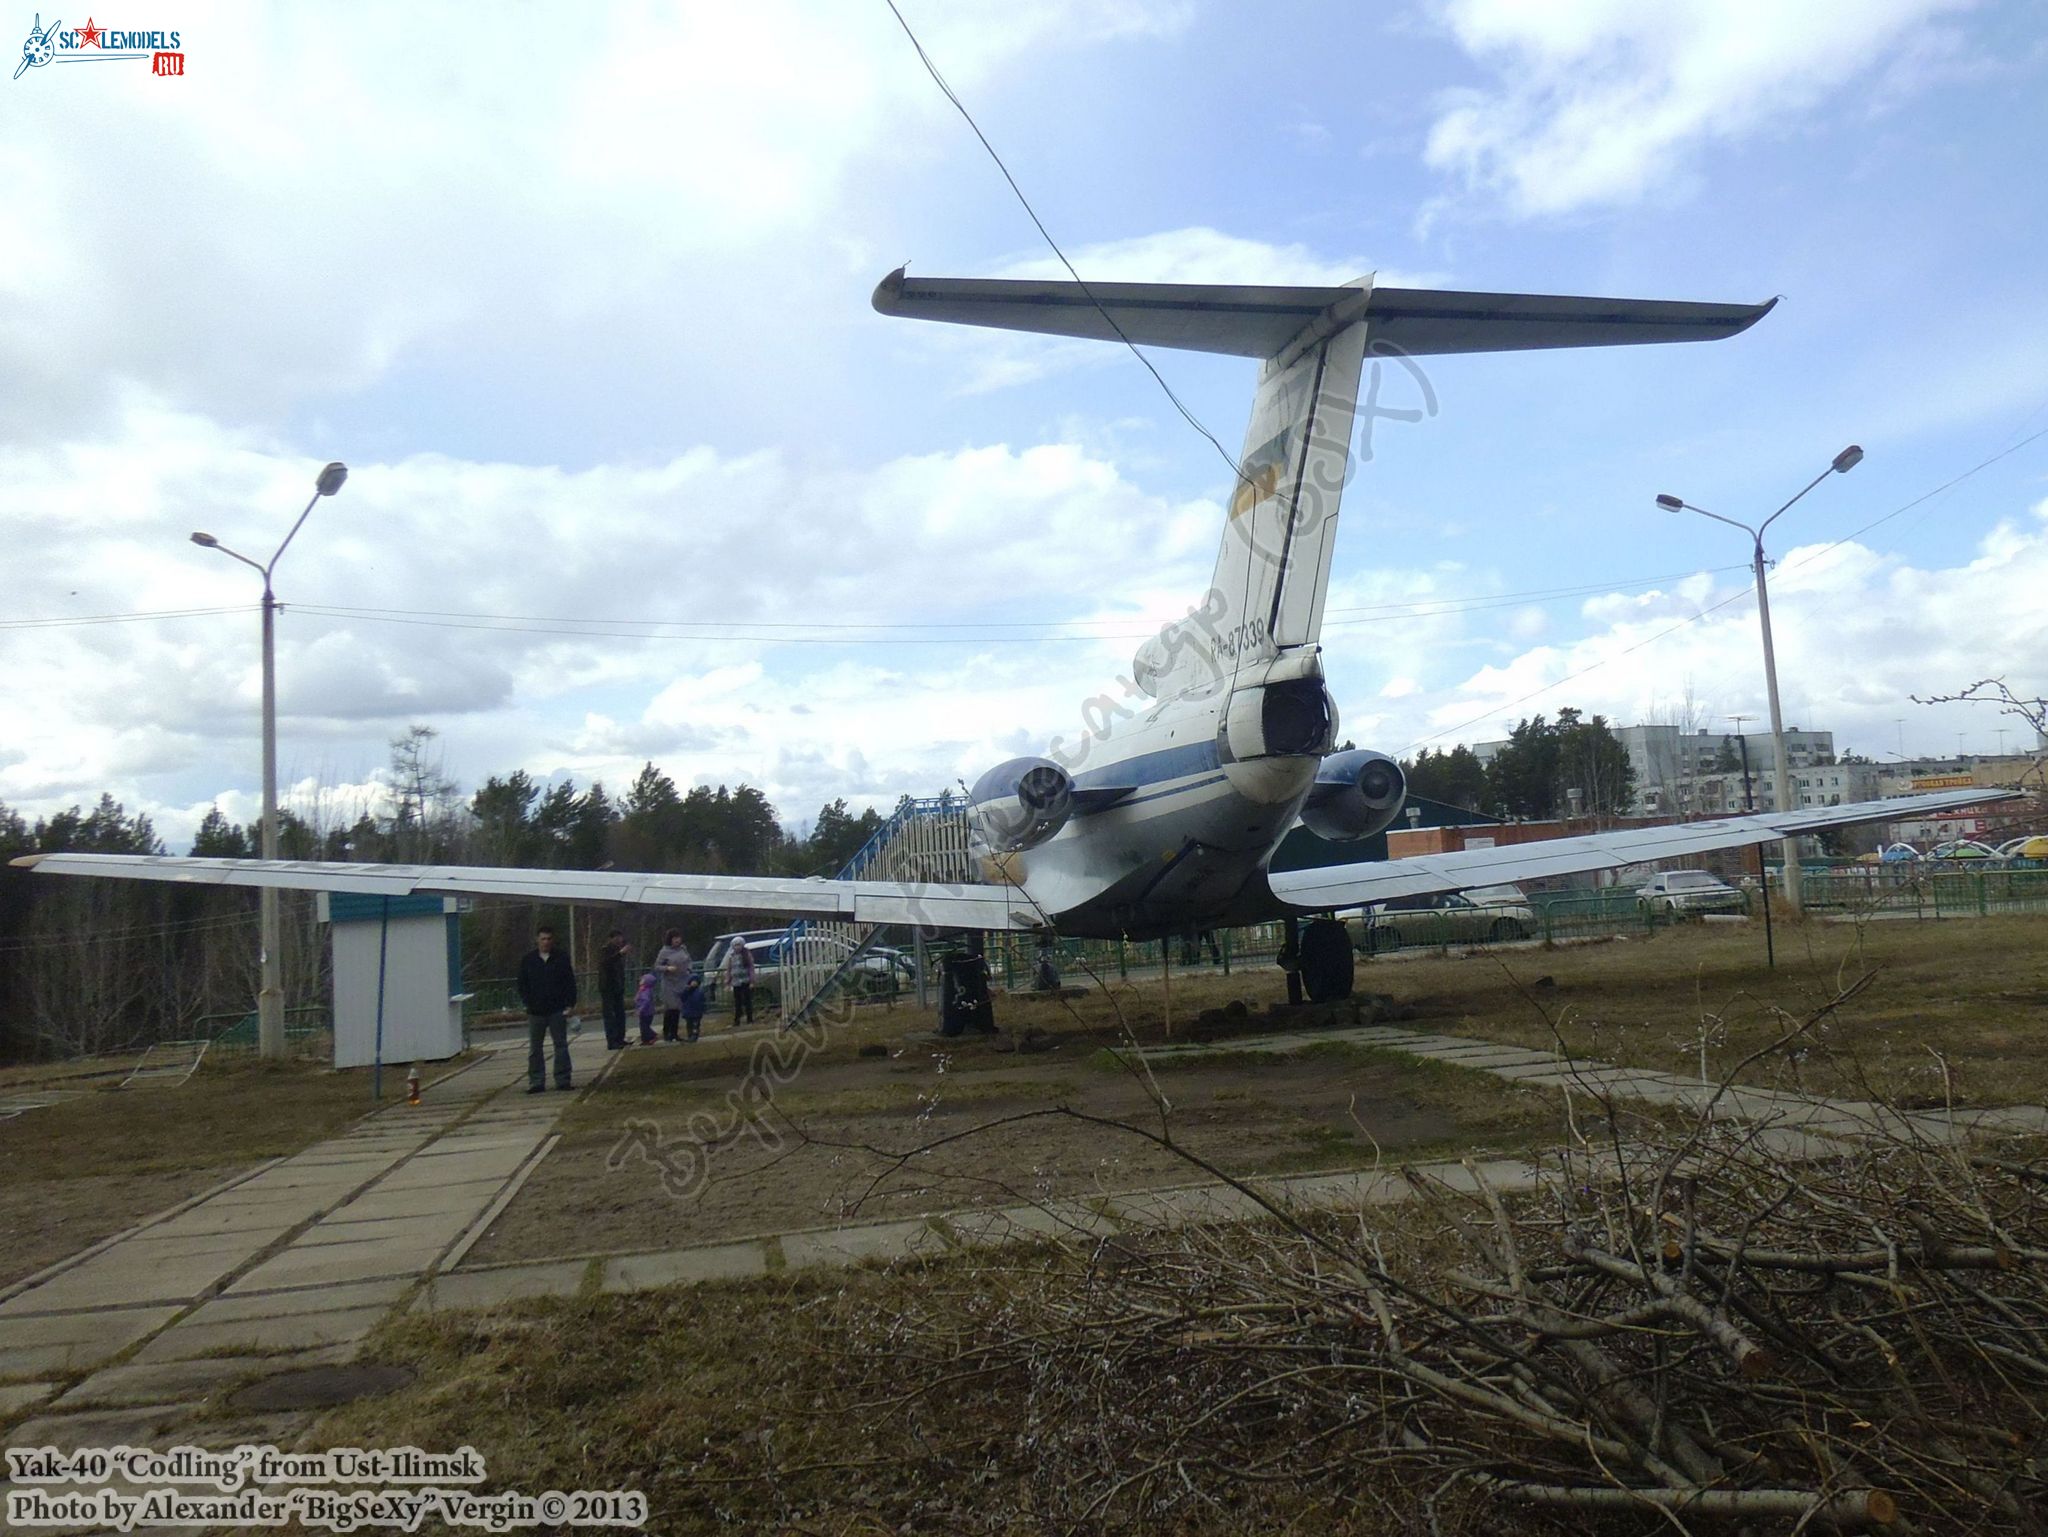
[{"x1": 16, "y1": 270, "x2": 2012, "y2": 946}]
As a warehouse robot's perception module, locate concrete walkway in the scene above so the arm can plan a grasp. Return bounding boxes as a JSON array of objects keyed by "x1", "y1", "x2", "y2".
[{"x1": 0, "y1": 1031, "x2": 607, "y2": 1449}]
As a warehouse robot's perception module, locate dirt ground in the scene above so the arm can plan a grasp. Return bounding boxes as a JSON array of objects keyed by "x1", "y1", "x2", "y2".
[
  {"x1": 0, "y1": 1058, "x2": 399, "y2": 1287},
  {"x1": 464, "y1": 1021, "x2": 1560, "y2": 1265},
  {"x1": 465, "y1": 913, "x2": 2048, "y2": 1265}
]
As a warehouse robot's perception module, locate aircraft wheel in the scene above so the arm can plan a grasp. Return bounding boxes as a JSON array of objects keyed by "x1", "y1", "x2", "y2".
[{"x1": 1299, "y1": 918, "x2": 1355, "y2": 1002}]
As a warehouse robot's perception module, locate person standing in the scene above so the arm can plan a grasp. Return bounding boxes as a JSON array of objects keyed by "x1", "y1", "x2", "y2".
[
  {"x1": 517, "y1": 925, "x2": 577, "y2": 1093},
  {"x1": 634, "y1": 969, "x2": 659, "y2": 1044},
  {"x1": 598, "y1": 929, "x2": 631, "y2": 1050},
  {"x1": 679, "y1": 970, "x2": 709, "y2": 1042},
  {"x1": 654, "y1": 929, "x2": 693, "y2": 1043},
  {"x1": 725, "y1": 939, "x2": 757, "y2": 1028}
]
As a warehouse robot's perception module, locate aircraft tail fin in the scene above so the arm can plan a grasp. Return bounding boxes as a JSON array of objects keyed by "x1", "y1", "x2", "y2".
[{"x1": 875, "y1": 269, "x2": 1775, "y2": 691}]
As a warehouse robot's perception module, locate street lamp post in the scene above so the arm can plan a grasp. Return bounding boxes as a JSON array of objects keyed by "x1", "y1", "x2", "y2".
[
  {"x1": 191, "y1": 461, "x2": 348, "y2": 1059},
  {"x1": 1727, "y1": 713, "x2": 1774, "y2": 968},
  {"x1": 1656, "y1": 444, "x2": 1862, "y2": 912}
]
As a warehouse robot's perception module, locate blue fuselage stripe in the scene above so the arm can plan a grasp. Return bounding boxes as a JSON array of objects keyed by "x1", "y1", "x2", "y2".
[
  {"x1": 1071, "y1": 739, "x2": 1221, "y2": 792},
  {"x1": 1115, "y1": 772, "x2": 1229, "y2": 809}
]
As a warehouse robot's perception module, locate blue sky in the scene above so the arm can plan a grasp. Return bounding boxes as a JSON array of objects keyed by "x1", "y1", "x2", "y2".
[{"x1": 5, "y1": 0, "x2": 2047, "y2": 850}]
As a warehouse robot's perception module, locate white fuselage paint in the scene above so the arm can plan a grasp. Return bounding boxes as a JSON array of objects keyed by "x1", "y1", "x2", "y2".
[{"x1": 989, "y1": 654, "x2": 1330, "y2": 940}]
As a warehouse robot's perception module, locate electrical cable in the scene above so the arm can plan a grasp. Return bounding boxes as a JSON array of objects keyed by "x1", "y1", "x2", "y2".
[{"x1": 881, "y1": 0, "x2": 1254, "y2": 502}]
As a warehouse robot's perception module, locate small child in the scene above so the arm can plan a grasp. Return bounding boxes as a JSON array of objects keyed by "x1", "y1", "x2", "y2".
[
  {"x1": 679, "y1": 970, "x2": 709, "y2": 1042},
  {"x1": 634, "y1": 971, "x2": 658, "y2": 1045}
]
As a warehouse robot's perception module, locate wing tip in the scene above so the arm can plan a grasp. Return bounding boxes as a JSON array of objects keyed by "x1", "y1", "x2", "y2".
[
  {"x1": 872, "y1": 265, "x2": 908, "y2": 316},
  {"x1": 9, "y1": 853, "x2": 44, "y2": 870}
]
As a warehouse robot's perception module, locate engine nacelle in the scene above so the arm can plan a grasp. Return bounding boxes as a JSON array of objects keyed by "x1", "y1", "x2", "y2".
[
  {"x1": 1299, "y1": 748, "x2": 1407, "y2": 842},
  {"x1": 967, "y1": 756, "x2": 1075, "y2": 854},
  {"x1": 1218, "y1": 675, "x2": 1339, "y2": 763}
]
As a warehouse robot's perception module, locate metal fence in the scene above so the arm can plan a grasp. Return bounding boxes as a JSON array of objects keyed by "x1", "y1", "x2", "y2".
[{"x1": 456, "y1": 869, "x2": 2048, "y2": 1014}]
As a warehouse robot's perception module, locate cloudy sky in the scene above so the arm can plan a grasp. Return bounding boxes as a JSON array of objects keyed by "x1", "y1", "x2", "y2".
[{"x1": 6, "y1": 0, "x2": 2047, "y2": 852}]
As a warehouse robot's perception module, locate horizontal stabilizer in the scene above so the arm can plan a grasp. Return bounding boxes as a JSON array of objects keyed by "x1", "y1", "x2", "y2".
[
  {"x1": 1268, "y1": 788, "x2": 2025, "y2": 911},
  {"x1": 873, "y1": 269, "x2": 1776, "y2": 361},
  {"x1": 9, "y1": 853, "x2": 1037, "y2": 931}
]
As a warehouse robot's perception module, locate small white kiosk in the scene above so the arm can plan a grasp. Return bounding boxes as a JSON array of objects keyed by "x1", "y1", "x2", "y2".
[{"x1": 317, "y1": 891, "x2": 468, "y2": 1070}]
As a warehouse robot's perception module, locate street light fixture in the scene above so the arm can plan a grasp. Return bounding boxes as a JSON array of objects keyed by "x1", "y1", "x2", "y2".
[
  {"x1": 190, "y1": 461, "x2": 349, "y2": 1059},
  {"x1": 1656, "y1": 444, "x2": 1862, "y2": 912}
]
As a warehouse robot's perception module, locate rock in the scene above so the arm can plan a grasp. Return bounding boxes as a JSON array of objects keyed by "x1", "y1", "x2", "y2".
[{"x1": 858, "y1": 1043, "x2": 889, "y2": 1059}]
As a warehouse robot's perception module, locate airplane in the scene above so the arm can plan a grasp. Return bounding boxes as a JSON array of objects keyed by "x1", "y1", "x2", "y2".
[{"x1": 15, "y1": 269, "x2": 2016, "y2": 971}]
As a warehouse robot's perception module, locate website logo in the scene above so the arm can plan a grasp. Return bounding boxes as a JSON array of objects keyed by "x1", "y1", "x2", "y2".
[{"x1": 15, "y1": 14, "x2": 184, "y2": 79}]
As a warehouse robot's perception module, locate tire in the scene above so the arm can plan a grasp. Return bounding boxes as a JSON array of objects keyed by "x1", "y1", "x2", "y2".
[
  {"x1": 1489, "y1": 918, "x2": 1525, "y2": 943},
  {"x1": 1299, "y1": 917, "x2": 1356, "y2": 1002}
]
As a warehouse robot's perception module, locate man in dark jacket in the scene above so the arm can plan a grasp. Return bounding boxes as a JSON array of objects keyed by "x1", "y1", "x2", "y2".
[
  {"x1": 517, "y1": 926, "x2": 577, "y2": 1093},
  {"x1": 598, "y1": 929, "x2": 630, "y2": 1050}
]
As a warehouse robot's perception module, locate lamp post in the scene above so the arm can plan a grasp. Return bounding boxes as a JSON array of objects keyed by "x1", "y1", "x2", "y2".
[
  {"x1": 1656, "y1": 443, "x2": 1862, "y2": 911},
  {"x1": 1727, "y1": 712, "x2": 1775, "y2": 967},
  {"x1": 191, "y1": 461, "x2": 348, "y2": 1059}
]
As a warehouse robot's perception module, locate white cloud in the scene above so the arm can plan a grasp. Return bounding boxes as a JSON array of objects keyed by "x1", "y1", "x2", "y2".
[
  {"x1": 1406, "y1": 498, "x2": 2048, "y2": 758},
  {"x1": 0, "y1": 404, "x2": 1219, "y2": 848},
  {"x1": 0, "y1": 0, "x2": 1187, "y2": 439},
  {"x1": 1420, "y1": 0, "x2": 1973, "y2": 217}
]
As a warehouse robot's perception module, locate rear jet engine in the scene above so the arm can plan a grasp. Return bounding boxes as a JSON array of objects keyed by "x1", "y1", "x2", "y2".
[
  {"x1": 1299, "y1": 748, "x2": 1407, "y2": 841},
  {"x1": 968, "y1": 756, "x2": 1075, "y2": 854}
]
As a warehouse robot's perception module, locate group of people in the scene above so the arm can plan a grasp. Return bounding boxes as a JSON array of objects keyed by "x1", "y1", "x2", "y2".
[{"x1": 515, "y1": 924, "x2": 759, "y2": 1093}]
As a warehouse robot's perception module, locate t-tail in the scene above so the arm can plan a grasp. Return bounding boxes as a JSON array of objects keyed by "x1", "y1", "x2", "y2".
[{"x1": 873, "y1": 266, "x2": 1775, "y2": 701}]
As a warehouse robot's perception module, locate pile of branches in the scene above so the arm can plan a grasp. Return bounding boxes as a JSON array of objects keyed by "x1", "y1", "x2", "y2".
[{"x1": 870, "y1": 1113, "x2": 2048, "y2": 1533}]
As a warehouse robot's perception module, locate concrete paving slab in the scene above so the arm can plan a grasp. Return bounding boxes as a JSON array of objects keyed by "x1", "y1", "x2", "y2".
[
  {"x1": 0, "y1": 1305, "x2": 181, "y2": 1352},
  {"x1": 1415, "y1": 1048, "x2": 1558, "y2": 1068},
  {"x1": 180, "y1": 1278, "x2": 413, "y2": 1325},
  {"x1": 780, "y1": 1221, "x2": 940, "y2": 1270},
  {"x1": 1111, "y1": 1183, "x2": 1271, "y2": 1229},
  {"x1": 372, "y1": 1152, "x2": 531, "y2": 1188},
  {"x1": 139, "y1": 1202, "x2": 323, "y2": 1240},
  {"x1": 227, "y1": 1243, "x2": 445, "y2": 1294},
  {"x1": 605, "y1": 1245, "x2": 768, "y2": 1291},
  {"x1": 0, "y1": 1252, "x2": 241, "y2": 1314},
  {"x1": 411, "y1": 1132, "x2": 545, "y2": 1158},
  {"x1": 321, "y1": 1178, "x2": 513, "y2": 1223},
  {"x1": 6, "y1": 1398, "x2": 209, "y2": 1452},
  {"x1": 936, "y1": 1202, "x2": 1099, "y2": 1247},
  {"x1": 0, "y1": 1380, "x2": 60, "y2": 1418},
  {"x1": 416, "y1": 1262, "x2": 588, "y2": 1312},
  {"x1": 131, "y1": 1305, "x2": 390, "y2": 1362},
  {"x1": 53, "y1": 1354, "x2": 283, "y2": 1409},
  {"x1": 296, "y1": 1214, "x2": 473, "y2": 1249},
  {"x1": 90, "y1": 1230, "x2": 271, "y2": 1264}
]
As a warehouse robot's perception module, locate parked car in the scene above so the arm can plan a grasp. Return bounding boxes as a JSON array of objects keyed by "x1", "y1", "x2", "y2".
[
  {"x1": 698, "y1": 929, "x2": 788, "y2": 1001},
  {"x1": 701, "y1": 928, "x2": 918, "y2": 1005},
  {"x1": 1635, "y1": 869, "x2": 1747, "y2": 917},
  {"x1": 1365, "y1": 885, "x2": 1535, "y2": 951}
]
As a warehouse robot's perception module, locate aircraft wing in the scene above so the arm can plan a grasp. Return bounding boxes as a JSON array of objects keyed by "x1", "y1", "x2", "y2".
[
  {"x1": 1267, "y1": 788, "x2": 2025, "y2": 911},
  {"x1": 7, "y1": 853, "x2": 1038, "y2": 930}
]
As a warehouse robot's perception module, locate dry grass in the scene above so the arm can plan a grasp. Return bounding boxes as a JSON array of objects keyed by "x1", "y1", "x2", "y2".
[
  {"x1": 1373, "y1": 914, "x2": 2048, "y2": 1106},
  {"x1": 0, "y1": 1058, "x2": 389, "y2": 1287},
  {"x1": 464, "y1": 1035, "x2": 1567, "y2": 1266}
]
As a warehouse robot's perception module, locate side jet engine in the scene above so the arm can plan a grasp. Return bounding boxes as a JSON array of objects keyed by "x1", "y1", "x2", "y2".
[
  {"x1": 1299, "y1": 748, "x2": 1407, "y2": 841},
  {"x1": 967, "y1": 756, "x2": 1075, "y2": 854}
]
